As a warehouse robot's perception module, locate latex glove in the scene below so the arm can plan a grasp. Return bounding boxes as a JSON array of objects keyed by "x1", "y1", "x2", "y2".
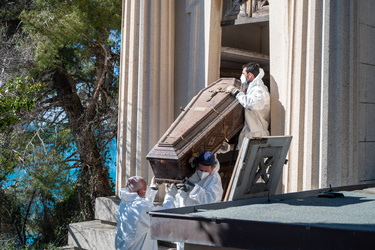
[
  {"x1": 150, "y1": 176, "x2": 160, "y2": 190},
  {"x1": 226, "y1": 85, "x2": 239, "y2": 96},
  {"x1": 176, "y1": 178, "x2": 195, "y2": 192},
  {"x1": 166, "y1": 183, "x2": 177, "y2": 196}
]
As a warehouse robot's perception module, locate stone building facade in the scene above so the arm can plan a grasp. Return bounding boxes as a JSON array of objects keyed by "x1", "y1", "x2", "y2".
[
  {"x1": 117, "y1": 0, "x2": 375, "y2": 195},
  {"x1": 65, "y1": 1, "x2": 375, "y2": 248}
]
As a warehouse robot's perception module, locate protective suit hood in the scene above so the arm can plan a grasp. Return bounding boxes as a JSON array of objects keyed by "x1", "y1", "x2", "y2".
[
  {"x1": 119, "y1": 189, "x2": 140, "y2": 202},
  {"x1": 247, "y1": 68, "x2": 265, "y2": 90},
  {"x1": 119, "y1": 187, "x2": 157, "y2": 204},
  {"x1": 210, "y1": 159, "x2": 220, "y2": 175}
]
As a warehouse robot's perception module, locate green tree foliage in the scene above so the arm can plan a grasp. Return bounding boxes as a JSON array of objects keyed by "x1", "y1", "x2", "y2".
[
  {"x1": 0, "y1": 0, "x2": 121, "y2": 247},
  {"x1": 0, "y1": 77, "x2": 42, "y2": 130}
]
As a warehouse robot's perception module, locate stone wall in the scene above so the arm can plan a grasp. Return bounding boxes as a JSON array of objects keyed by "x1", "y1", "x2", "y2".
[
  {"x1": 270, "y1": 0, "x2": 375, "y2": 193},
  {"x1": 117, "y1": 0, "x2": 375, "y2": 195}
]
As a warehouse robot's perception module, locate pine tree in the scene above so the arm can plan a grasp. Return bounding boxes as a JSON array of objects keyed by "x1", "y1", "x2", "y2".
[{"x1": 0, "y1": 0, "x2": 121, "y2": 246}]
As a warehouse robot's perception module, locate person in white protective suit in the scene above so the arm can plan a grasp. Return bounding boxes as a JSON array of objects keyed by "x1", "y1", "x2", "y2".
[
  {"x1": 163, "y1": 151, "x2": 223, "y2": 209},
  {"x1": 226, "y1": 62, "x2": 270, "y2": 149},
  {"x1": 163, "y1": 151, "x2": 223, "y2": 250},
  {"x1": 115, "y1": 176, "x2": 160, "y2": 250}
]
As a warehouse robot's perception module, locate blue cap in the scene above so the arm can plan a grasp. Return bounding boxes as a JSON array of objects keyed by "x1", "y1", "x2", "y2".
[{"x1": 196, "y1": 151, "x2": 216, "y2": 166}]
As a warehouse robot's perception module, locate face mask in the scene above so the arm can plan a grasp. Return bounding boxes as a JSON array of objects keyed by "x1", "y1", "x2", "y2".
[
  {"x1": 240, "y1": 74, "x2": 247, "y2": 84},
  {"x1": 197, "y1": 170, "x2": 209, "y2": 180}
]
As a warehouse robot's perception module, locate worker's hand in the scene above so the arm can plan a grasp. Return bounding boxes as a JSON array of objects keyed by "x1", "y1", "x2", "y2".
[
  {"x1": 166, "y1": 183, "x2": 177, "y2": 196},
  {"x1": 177, "y1": 178, "x2": 195, "y2": 192},
  {"x1": 184, "y1": 177, "x2": 195, "y2": 187},
  {"x1": 150, "y1": 176, "x2": 160, "y2": 190},
  {"x1": 226, "y1": 86, "x2": 239, "y2": 96},
  {"x1": 176, "y1": 183, "x2": 194, "y2": 192}
]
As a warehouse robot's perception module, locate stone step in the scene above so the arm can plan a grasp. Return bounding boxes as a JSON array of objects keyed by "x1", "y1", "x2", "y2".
[
  {"x1": 58, "y1": 246, "x2": 84, "y2": 249},
  {"x1": 68, "y1": 220, "x2": 116, "y2": 250},
  {"x1": 59, "y1": 246, "x2": 84, "y2": 250},
  {"x1": 95, "y1": 196, "x2": 120, "y2": 223}
]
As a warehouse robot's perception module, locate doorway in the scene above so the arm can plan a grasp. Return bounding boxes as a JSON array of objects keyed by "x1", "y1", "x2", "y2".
[{"x1": 218, "y1": 0, "x2": 270, "y2": 198}]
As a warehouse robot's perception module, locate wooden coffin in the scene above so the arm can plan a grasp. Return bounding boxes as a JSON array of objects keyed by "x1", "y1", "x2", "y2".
[{"x1": 146, "y1": 78, "x2": 244, "y2": 183}]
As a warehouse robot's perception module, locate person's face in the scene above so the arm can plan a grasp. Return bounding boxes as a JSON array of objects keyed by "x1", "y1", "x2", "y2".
[
  {"x1": 242, "y1": 68, "x2": 254, "y2": 83},
  {"x1": 197, "y1": 164, "x2": 213, "y2": 174}
]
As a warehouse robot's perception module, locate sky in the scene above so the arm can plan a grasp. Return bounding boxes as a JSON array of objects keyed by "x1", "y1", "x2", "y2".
[{"x1": 107, "y1": 138, "x2": 117, "y2": 182}]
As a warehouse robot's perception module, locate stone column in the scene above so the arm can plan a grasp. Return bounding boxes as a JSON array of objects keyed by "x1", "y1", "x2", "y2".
[
  {"x1": 270, "y1": 0, "x2": 359, "y2": 193},
  {"x1": 204, "y1": 0, "x2": 223, "y2": 85},
  {"x1": 320, "y1": 0, "x2": 359, "y2": 188},
  {"x1": 117, "y1": 0, "x2": 175, "y2": 193},
  {"x1": 174, "y1": 0, "x2": 222, "y2": 114}
]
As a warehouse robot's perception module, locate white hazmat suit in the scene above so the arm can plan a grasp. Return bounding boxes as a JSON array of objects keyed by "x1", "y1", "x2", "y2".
[
  {"x1": 115, "y1": 188, "x2": 158, "y2": 250},
  {"x1": 163, "y1": 160, "x2": 223, "y2": 209},
  {"x1": 236, "y1": 67, "x2": 270, "y2": 148}
]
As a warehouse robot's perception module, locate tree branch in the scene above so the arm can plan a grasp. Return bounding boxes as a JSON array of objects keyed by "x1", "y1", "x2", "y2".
[{"x1": 81, "y1": 33, "x2": 109, "y2": 121}]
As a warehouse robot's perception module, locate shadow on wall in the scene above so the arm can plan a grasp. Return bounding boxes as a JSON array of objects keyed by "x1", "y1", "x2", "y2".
[
  {"x1": 269, "y1": 75, "x2": 285, "y2": 137},
  {"x1": 270, "y1": 75, "x2": 286, "y2": 194}
]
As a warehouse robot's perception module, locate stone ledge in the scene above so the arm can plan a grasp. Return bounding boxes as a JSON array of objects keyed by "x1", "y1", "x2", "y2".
[
  {"x1": 95, "y1": 196, "x2": 120, "y2": 223},
  {"x1": 68, "y1": 220, "x2": 116, "y2": 250}
]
